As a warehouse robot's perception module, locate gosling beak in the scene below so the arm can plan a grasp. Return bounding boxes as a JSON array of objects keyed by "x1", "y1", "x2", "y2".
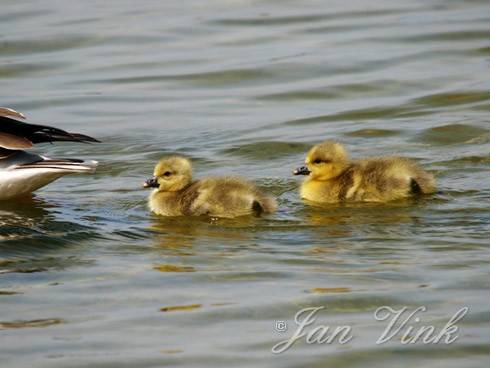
[
  {"x1": 143, "y1": 176, "x2": 159, "y2": 188},
  {"x1": 293, "y1": 166, "x2": 311, "y2": 176}
]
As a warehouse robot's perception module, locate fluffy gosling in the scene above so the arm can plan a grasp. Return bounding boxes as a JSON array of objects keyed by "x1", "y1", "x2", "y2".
[
  {"x1": 294, "y1": 140, "x2": 436, "y2": 203},
  {"x1": 143, "y1": 156, "x2": 277, "y2": 218}
]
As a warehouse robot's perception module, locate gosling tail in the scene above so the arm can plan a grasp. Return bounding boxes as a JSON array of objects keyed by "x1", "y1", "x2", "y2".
[{"x1": 252, "y1": 196, "x2": 277, "y2": 215}]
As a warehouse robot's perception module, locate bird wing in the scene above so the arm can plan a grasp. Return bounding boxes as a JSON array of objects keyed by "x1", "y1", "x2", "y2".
[
  {"x1": 0, "y1": 149, "x2": 97, "y2": 173},
  {"x1": 13, "y1": 158, "x2": 97, "y2": 172},
  {"x1": 0, "y1": 107, "x2": 26, "y2": 120},
  {"x1": 0, "y1": 150, "x2": 44, "y2": 169},
  {"x1": 0, "y1": 114, "x2": 99, "y2": 150},
  {"x1": 0, "y1": 132, "x2": 33, "y2": 150}
]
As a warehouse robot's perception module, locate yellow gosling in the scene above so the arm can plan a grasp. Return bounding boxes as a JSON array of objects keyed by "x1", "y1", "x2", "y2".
[
  {"x1": 294, "y1": 140, "x2": 436, "y2": 203},
  {"x1": 143, "y1": 156, "x2": 277, "y2": 218}
]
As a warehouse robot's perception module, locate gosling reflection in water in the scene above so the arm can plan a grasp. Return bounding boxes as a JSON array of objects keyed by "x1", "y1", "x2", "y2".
[
  {"x1": 147, "y1": 216, "x2": 255, "y2": 255},
  {"x1": 302, "y1": 201, "x2": 421, "y2": 239}
]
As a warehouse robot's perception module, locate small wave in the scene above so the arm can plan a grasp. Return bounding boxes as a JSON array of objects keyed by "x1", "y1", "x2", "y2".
[
  {"x1": 222, "y1": 141, "x2": 312, "y2": 160},
  {"x1": 415, "y1": 124, "x2": 489, "y2": 145},
  {"x1": 344, "y1": 128, "x2": 401, "y2": 138}
]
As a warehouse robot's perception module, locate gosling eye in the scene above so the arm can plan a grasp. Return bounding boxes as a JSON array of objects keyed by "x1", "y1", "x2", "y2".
[
  {"x1": 313, "y1": 159, "x2": 332, "y2": 164},
  {"x1": 163, "y1": 171, "x2": 172, "y2": 177}
]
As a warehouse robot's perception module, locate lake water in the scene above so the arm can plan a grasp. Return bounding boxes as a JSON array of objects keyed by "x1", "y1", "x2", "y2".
[{"x1": 1, "y1": 0, "x2": 490, "y2": 367}]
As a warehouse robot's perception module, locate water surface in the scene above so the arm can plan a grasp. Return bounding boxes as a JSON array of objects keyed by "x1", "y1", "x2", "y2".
[{"x1": 1, "y1": 0, "x2": 490, "y2": 367}]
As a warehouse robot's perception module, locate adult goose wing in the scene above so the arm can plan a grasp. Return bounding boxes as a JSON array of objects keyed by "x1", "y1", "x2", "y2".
[
  {"x1": 0, "y1": 132, "x2": 33, "y2": 150},
  {"x1": 0, "y1": 108, "x2": 31, "y2": 149},
  {"x1": 0, "y1": 107, "x2": 25, "y2": 120},
  {"x1": 0, "y1": 108, "x2": 99, "y2": 200},
  {"x1": 0, "y1": 113, "x2": 99, "y2": 150}
]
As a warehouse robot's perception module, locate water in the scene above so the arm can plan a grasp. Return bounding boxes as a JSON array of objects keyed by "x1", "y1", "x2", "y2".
[{"x1": 1, "y1": 0, "x2": 490, "y2": 367}]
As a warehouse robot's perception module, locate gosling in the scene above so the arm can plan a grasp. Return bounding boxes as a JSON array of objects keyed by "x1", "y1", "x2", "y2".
[
  {"x1": 143, "y1": 156, "x2": 277, "y2": 218},
  {"x1": 294, "y1": 140, "x2": 436, "y2": 203}
]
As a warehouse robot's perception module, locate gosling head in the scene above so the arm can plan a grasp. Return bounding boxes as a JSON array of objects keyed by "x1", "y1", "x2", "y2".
[
  {"x1": 294, "y1": 140, "x2": 348, "y2": 180},
  {"x1": 143, "y1": 156, "x2": 193, "y2": 192}
]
